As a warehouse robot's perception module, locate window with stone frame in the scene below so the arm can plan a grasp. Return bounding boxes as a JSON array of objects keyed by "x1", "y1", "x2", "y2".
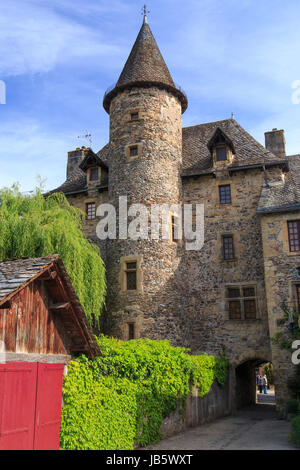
[
  {"x1": 125, "y1": 261, "x2": 137, "y2": 291},
  {"x1": 222, "y1": 235, "x2": 235, "y2": 260},
  {"x1": 226, "y1": 286, "x2": 257, "y2": 320},
  {"x1": 129, "y1": 145, "x2": 138, "y2": 157},
  {"x1": 128, "y1": 322, "x2": 135, "y2": 340},
  {"x1": 86, "y1": 202, "x2": 96, "y2": 220},
  {"x1": 219, "y1": 184, "x2": 231, "y2": 204},
  {"x1": 287, "y1": 220, "x2": 300, "y2": 252},
  {"x1": 130, "y1": 111, "x2": 139, "y2": 121}
]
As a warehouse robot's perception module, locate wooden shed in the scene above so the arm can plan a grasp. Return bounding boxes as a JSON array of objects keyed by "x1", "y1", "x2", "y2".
[{"x1": 0, "y1": 255, "x2": 100, "y2": 450}]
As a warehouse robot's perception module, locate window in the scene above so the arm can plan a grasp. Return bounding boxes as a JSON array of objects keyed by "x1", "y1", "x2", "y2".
[
  {"x1": 288, "y1": 220, "x2": 300, "y2": 252},
  {"x1": 130, "y1": 112, "x2": 139, "y2": 121},
  {"x1": 128, "y1": 322, "x2": 135, "y2": 340},
  {"x1": 223, "y1": 235, "x2": 235, "y2": 260},
  {"x1": 86, "y1": 202, "x2": 96, "y2": 220},
  {"x1": 89, "y1": 167, "x2": 99, "y2": 181},
  {"x1": 125, "y1": 262, "x2": 137, "y2": 290},
  {"x1": 226, "y1": 286, "x2": 257, "y2": 320},
  {"x1": 170, "y1": 215, "x2": 178, "y2": 242},
  {"x1": 216, "y1": 145, "x2": 227, "y2": 161},
  {"x1": 219, "y1": 185, "x2": 231, "y2": 204},
  {"x1": 129, "y1": 145, "x2": 138, "y2": 157}
]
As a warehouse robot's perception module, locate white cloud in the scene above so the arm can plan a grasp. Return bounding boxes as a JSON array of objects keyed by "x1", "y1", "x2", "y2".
[{"x1": 0, "y1": 0, "x2": 122, "y2": 77}]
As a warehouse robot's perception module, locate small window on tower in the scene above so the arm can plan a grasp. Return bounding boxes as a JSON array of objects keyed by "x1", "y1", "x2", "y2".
[
  {"x1": 129, "y1": 145, "x2": 138, "y2": 157},
  {"x1": 130, "y1": 112, "x2": 139, "y2": 121},
  {"x1": 128, "y1": 322, "x2": 135, "y2": 340},
  {"x1": 125, "y1": 262, "x2": 137, "y2": 290}
]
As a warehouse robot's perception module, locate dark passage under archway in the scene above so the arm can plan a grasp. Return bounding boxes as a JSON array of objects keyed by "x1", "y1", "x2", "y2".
[{"x1": 235, "y1": 358, "x2": 273, "y2": 409}]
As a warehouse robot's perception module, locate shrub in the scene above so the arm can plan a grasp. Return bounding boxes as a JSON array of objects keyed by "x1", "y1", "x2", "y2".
[
  {"x1": 290, "y1": 415, "x2": 300, "y2": 447},
  {"x1": 60, "y1": 336, "x2": 229, "y2": 449}
]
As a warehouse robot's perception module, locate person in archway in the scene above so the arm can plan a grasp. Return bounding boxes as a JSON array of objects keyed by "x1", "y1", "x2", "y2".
[{"x1": 263, "y1": 375, "x2": 268, "y2": 394}]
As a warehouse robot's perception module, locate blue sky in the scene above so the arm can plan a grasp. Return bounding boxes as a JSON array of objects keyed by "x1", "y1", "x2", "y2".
[{"x1": 0, "y1": 0, "x2": 299, "y2": 192}]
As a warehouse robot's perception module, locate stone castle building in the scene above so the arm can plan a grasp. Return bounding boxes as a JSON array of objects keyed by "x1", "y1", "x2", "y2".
[{"x1": 50, "y1": 16, "x2": 300, "y2": 410}]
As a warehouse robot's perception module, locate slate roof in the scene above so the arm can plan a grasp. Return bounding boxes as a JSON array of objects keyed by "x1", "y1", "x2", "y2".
[
  {"x1": 47, "y1": 144, "x2": 109, "y2": 196},
  {"x1": 0, "y1": 255, "x2": 100, "y2": 357},
  {"x1": 257, "y1": 155, "x2": 300, "y2": 214},
  {"x1": 0, "y1": 256, "x2": 58, "y2": 301},
  {"x1": 182, "y1": 119, "x2": 288, "y2": 176},
  {"x1": 48, "y1": 119, "x2": 292, "y2": 199},
  {"x1": 103, "y1": 19, "x2": 187, "y2": 113}
]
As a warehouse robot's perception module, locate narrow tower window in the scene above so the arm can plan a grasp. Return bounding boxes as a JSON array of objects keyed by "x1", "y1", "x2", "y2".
[
  {"x1": 129, "y1": 145, "x2": 138, "y2": 157},
  {"x1": 130, "y1": 112, "x2": 139, "y2": 121},
  {"x1": 125, "y1": 262, "x2": 137, "y2": 290},
  {"x1": 128, "y1": 322, "x2": 135, "y2": 340}
]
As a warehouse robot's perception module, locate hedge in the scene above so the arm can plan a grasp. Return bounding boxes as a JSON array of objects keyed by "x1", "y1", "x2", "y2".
[{"x1": 61, "y1": 336, "x2": 229, "y2": 450}]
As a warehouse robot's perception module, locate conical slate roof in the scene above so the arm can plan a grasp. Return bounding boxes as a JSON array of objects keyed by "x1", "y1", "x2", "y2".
[{"x1": 103, "y1": 17, "x2": 187, "y2": 113}]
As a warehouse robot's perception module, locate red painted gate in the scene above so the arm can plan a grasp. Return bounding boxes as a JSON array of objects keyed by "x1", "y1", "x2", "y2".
[{"x1": 0, "y1": 362, "x2": 64, "y2": 450}]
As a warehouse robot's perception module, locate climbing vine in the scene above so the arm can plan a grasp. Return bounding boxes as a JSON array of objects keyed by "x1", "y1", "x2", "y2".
[
  {"x1": 272, "y1": 299, "x2": 300, "y2": 351},
  {"x1": 0, "y1": 185, "x2": 106, "y2": 325},
  {"x1": 61, "y1": 336, "x2": 229, "y2": 449}
]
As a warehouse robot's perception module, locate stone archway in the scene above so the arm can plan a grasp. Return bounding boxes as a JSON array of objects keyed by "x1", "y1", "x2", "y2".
[{"x1": 234, "y1": 356, "x2": 271, "y2": 409}]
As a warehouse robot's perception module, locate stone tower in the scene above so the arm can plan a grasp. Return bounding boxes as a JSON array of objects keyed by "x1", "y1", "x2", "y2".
[{"x1": 102, "y1": 15, "x2": 188, "y2": 343}]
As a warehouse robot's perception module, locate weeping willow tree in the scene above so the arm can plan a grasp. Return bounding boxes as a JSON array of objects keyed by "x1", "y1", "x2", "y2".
[{"x1": 0, "y1": 185, "x2": 106, "y2": 327}]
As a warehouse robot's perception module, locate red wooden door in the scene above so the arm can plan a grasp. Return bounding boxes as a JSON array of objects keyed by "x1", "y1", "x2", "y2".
[
  {"x1": 0, "y1": 363, "x2": 37, "y2": 450},
  {"x1": 33, "y1": 363, "x2": 64, "y2": 450},
  {"x1": 0, "y1": 362, "x2": 64, "y2": 450}
]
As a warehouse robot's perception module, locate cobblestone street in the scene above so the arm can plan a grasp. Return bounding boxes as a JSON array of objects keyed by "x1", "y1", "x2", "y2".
[{"x1": 146, "y1": 393, "x2": 298, "y2": 450}]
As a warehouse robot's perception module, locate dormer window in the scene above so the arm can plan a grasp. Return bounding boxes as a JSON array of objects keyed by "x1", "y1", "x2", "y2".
[
  {"x1": 89, "y1": 167, "x2": 99, "y2": 181},
  {"x1": 208, "y1": 128, "x2": 235, "y2": 165},
  {"x1": 216, "y1": 145, "x2": 227, "y2": 162}
]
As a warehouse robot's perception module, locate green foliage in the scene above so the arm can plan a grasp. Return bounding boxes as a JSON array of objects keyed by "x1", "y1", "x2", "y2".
[
  {"x1": 264, "y1": 363, "x2": 274, "y2": 386},
  {"x1": 286, "y1": 399, "x2": 300, "y2": 415},
  {"x1": 61, "y1": 336, "x2": 229, "y2": 449},
  {"x1": 0, "y1": 185, "x2": 106, "y2": 325},
  {"x1": 290, "y1": 415, "x2": 300, "y2": 447},
  {"x1": 272, "y1": 299, "x2": 300, "y2": 351}
]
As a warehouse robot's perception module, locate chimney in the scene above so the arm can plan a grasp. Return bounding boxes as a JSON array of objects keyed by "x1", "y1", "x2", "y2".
[
  {"x1": 264, "y1": 128, "x2": 286, "y2": 158},
  {"x1": 66, "y1": 147, "x2": 88, "y2": 178}
]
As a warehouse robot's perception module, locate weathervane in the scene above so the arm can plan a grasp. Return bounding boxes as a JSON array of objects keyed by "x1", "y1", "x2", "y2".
[
  {"x1": 141, "y1": 4, "x2": 150, "y2": 20},
  {"x1": 77, "y1": 130, "x2": 92, "y2": 147}
]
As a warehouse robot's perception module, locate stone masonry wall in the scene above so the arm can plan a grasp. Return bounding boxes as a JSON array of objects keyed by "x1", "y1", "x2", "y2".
[
  {"x1": 181, "y1": 168, "x2": 274, "y2": 365},
  {"x1": 103, "y1": 86, "x2": 188, "y2": 344},
  {"x1": 260, "y1": 210, "x2": 300, "y2": 410}
]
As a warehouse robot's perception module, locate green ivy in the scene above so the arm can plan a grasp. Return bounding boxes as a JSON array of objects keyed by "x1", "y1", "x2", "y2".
[
  {"x1": 61, "y1": 336, "x2": 229, "y2": 449},
  {"x1": 272, "y1": 300, "x2": 300, "y2": 351},
  {"x1": 0, "y1": 185, "x2": 106, "y2": 326}
]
